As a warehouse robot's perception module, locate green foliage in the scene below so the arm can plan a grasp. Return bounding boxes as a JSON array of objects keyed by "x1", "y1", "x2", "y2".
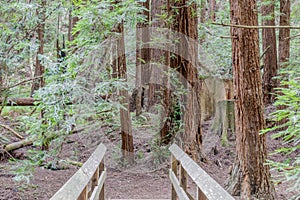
[
  {"x1": 261, "y1": 67, "x2": 300, "y2": 198},
  {"x1": 10, "y1": 149, "x2": 47, "y2": 183}
]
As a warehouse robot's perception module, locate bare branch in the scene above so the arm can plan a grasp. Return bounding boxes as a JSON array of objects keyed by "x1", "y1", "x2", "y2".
[
  {"x1": 0, "y1": 124, "x2": 24, "y2": 139},
  {"x1": 212, "y1": 22, "x2": 300, "y2": 29}
]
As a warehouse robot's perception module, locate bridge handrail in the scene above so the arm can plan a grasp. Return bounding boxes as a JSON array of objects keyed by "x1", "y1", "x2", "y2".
[
  {"x1": 169, "y1": 144, "x2": 234, "y2": 200},
  {"x1": 51, "y1": 143, "x2": 106, "y2": 200}
]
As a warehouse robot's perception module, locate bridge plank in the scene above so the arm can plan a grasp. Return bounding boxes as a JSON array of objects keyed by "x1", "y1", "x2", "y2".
[
  {"x1": 169, "y1": 144, "x2": 234, "y2": 200},
  {"x1": 50, "y1": 143, "x2": 106, "y2": 200}
]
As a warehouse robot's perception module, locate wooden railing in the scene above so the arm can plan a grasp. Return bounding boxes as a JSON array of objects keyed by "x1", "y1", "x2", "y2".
[
  {"x1": 51, "y1": 143, "x2": 107, "y2": 200},
  {"x1": 169, "y1": 144, "x2": 234, "y2": 200}
]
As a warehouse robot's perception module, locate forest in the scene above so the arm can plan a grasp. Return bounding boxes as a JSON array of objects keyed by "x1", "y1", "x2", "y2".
[{"x1": 0, "y1": 0, "x2": 299, "y2": 199}]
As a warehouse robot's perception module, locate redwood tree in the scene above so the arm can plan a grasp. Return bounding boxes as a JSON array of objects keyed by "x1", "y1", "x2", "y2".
[
  {"x1": 278, "y1": 0, "x2": 290, "y2": 69},
  {"x1": 115, "y1": 21, "x2": 134, "y2": 164},
  {"x1": 31, "y1": 0, "x2": 46, "y2": 97},
  {"x1": 227, "y1": 0, "x2": 275, "y2": 198},
  {"x1": 171, "y1": 0, "x2": 203, "y2": 160},
  {"x1": 262, "y1": 0, "x2": 278, "y2": 105},
  {"x1": 277, "y1": 0, "x2": 290, "y2": 128}
]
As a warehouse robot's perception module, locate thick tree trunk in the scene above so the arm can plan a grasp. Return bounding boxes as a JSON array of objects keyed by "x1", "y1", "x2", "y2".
[
  {"x1": 115, "y1": 22, "x2": 134, "y2": 164},
  {"x1": 227, "y1": 0, "x2": 276, "y2": 199},
  {"x1": 171, "y1": 0, "x2": 203, "y2": 161},
  {"x1": 262, "y1": 0, "x2": 277, "y2": 105},
  {"x1": 31, "y1": 0, "x2": 46, "y2": 97},
  {"x1": 149, "y1": 0, "x2": 173, "y2": 145}
]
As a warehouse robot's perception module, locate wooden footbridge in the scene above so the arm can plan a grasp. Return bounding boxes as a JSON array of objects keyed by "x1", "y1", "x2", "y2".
[{"x1": 50, "y1": 143, "x2": 234, "y2": 200}]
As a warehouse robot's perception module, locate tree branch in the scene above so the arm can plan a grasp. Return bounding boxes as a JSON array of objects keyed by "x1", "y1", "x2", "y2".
[
  {"x1": 0, "y1": 75, "x2": 43, "y2": 92},
  {"x1": 0, "y1": 124, "x2": 24, "y2": 139},
  {"x1": 212, "y1": 22, "x2": 300, "y2": 29}
]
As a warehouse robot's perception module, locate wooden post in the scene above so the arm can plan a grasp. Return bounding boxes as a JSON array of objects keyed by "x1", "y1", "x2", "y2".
[
  {"x1": 78, "y1": 186, "x2": 88, "y2": 200},
  {"x1": 180, "y1": 165, "x2": 187, "y2": 192},
  {"x1": 197, "y1": 187, "x2": 207, "y2": 200},
  {"x1": 99, "y1": 162, "x2": 105, "y2": 200},
  {"x1": 91, "y1": 167, "x2": 100, "y2": 195},
  {"x1": 171, "y1": 155, "x2": 178, "y2": 200}
]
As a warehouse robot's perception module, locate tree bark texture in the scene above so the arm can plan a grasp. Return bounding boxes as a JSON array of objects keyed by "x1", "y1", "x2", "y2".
[
  {"x1": 68, "y1": 4, "x2": 79, "y2": 42},
  {"x1": 115, "y1": 22, "x2": 134, "y2": 164},
  {"x1": 277, "y1": 0, "x2": 290, "y2": 128},
  {"x1": 262, "y1": 0, "x2": 277, "y2": 105},
  {"x1": 228, "y1": 1, "x2": 275, "y2": 199},
  {"x1": 149, "y1": 0, "x2": 173, "y2": 145},
  {"x1": 31, "y1": 0, "x2": 46, "y2": 97},
  {"x1": 135, "y1": 4, "x2": 143, "y2": 116},
  {"x1": 141, "y1": 1, "x2": 151, "y2": 86},
  {"x1": 171, "y1": 0, "x2": 203, "y2": 161},
  {"x1": 135, "y1": 1, "x2": 149, "y2": 116},
  {"x1": 278, "y1": 0, "x2": 291, "y2": 69}
]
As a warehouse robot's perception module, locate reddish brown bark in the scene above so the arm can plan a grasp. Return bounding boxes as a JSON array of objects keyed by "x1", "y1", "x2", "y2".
[
  {"x1": 227, "y1": 0, "x2": 275, "y2": 198},
  {"x1": 115, "y1": 21, "x2": 134, "y2": 164},
  {"x1": 262, "y1": 0, "x2": 278, "y2": 105},
  {"x1": 68, "y1": 7, "x2": 79, "y2": 42},
  {"x1": 278, "y1": 0, "x2": 291, "y2": 69},
  {"x1": 171, "y1": 0, "x2": 203, "y2": 160},
  {"x1": 277, "y1": 0, "x2": 290, "y2": 128},
  {"x1": 141, "y1": 1, "x2": 151, "y2": 86}
]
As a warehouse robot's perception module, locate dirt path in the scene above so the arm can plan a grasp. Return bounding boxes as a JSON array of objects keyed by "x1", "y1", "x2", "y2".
[{"x1": 105, "y1": 167, "x2": 170, "y2": 199}]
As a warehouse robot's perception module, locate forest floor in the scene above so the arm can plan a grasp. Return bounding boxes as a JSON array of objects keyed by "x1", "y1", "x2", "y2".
[{"x1": 0, "y1": 113, "x2": 297, "y2": 200}]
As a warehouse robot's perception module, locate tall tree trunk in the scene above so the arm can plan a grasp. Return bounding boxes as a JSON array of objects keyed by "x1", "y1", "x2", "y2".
[
  {"x1": 141, "y1": 1, "x2": 151, "y2": 87},
  {"x1": 277, "y1": 0, "x2": 290, "y2": 128},
  {"x1": 31, "y1": 0, "x2": 46, "y2": 97},
  {"x1": 200, "y1": 0, "x2": 206, "y2": 24},
  {"x1": 135, "y1": 1, "x2": 149, "y2": 116},
  {"x1": 149, "y1": 0, "x2": 172, "y2": 144},
  {"x1": 209, "y1": 0, "x2": 216, "y2": 21},
  {"x1": 68, "y1": 4, "x2": 79, "y2": 42},
  {"x1": 226, "y1": 0, "x2": 275, "y2": 198},
  {"x1": 115, "y1": 21, "x2": 134, "y2": 164},
  {"x1": 171, "y1": 0, "x2": 203, "y2": 161},
  {"x1": 262, "y1": 0, "x2": 277, "y2": 105},
  {"x1": 279, "y1": 0, "x2": 290, "y2": 69},
  {"x1": 148, "y1": 0, "x2": 165, "y2": 109}
]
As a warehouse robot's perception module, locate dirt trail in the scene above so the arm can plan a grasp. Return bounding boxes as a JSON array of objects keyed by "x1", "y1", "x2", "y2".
[{"x1": 105, "y1": 167, "x2": 171, "y2": 199}]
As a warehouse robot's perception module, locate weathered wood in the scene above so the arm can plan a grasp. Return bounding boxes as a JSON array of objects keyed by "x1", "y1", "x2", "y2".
[
  {"x1": 169, "y1": 169, "x2": 190, "y2": 200},
  {"x1": 0, "y1": 124, "x2": 24, "y2": 139},
  {"x1": 180, "y1": 165, "x2": 187, "y2": 191},
  {"x1": 171, "y1": 155, "x2": 178, "y2": 200},
  {"x1": 90, "y1": 170, "x2": 106, "y2": 200},
  {"x1": 169, "y1": 144, "x2": 234, "y2": 200},
  {"x1": 0, "y1": 98, "x2": 37, "y2": 106},
  {"x1": 197, "y1": 188, "x2": 207, "y2": 200},
  {"x1": 4, "y1": 139, "x2": 33, "y2": 152},
  {"x1": 50, "y1": 143, "x2": 106, "y2": 200},
  {"x1": 99, "y1": 162, "x2": 105, "y2": 200}
]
